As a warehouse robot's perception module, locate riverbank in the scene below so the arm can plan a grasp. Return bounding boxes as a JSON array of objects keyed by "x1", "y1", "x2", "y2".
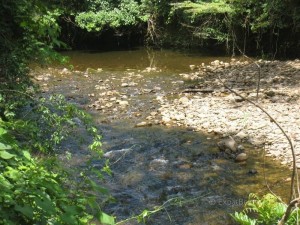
[
  {"x1": 158, "y1": 58, "x2": 300, "y2": 167},
  {"x1": 30, "y1": 50, "x2": 296, "y2": 224}
]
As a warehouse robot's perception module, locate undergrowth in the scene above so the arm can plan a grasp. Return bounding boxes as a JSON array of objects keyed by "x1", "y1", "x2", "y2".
[
  {"x1": 232, "y1": 193, "x2": 300, "y2": 225},
  {"x1": 0, "y1": 91, "x2": 115, "y2": 225}
]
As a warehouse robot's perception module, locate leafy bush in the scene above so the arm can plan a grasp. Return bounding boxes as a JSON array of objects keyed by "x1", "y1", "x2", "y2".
[
  {"x1": 0, "y1": 0, "x2": 115, "y2": 224},
  {"x1": 0, "y1": 93, "x2": 115, "y2": 225},
  {"x1": 75, "y1": 0, "x2": 148, "y2": 32},
  {"x1": 232, "y1": 193, "x2": 300, "y2": 225},
  {"x1": 0, "y1": 124, "x2": 114, "y2": 224}
]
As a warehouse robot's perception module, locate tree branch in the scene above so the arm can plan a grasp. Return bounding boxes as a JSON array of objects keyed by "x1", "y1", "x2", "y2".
[{"x1": 278, "y1": 197, "x2": 300, "y2": 225}]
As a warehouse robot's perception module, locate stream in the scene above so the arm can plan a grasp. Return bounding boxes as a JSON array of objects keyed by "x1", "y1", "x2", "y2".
[{"x1": 34, "y1": 48, "x2": 291, "y2": 225}]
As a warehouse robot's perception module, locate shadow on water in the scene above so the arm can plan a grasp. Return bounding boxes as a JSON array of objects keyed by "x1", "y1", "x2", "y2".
[{"x1": 36, "y1": 48, "x2": 292, "y2": 224}]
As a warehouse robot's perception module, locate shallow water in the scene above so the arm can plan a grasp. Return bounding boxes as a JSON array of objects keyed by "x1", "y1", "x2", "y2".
[{"x1": 37, "y1": 47, "x2": 291, "y2": 224}]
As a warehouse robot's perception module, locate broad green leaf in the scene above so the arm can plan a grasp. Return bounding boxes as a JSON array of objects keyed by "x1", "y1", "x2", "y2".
[
  {"x1": 99, "y1": 212, "x2": 115, "y2": 225},
  {"x1": 0, "y1": 151, "x2": 15, "y2": 159},
  {"x1": 23, "y1": 151, "x2": 31, "y2": 160},
  {"x1": 15, "y1": 205, "x2": 34, "y2": 218},
  {"x1": 0, "y1": 127, "x2": 7, "y2": 136},
  {"x1": 0, "y1": 174, "x2": 13, "y2": 189},
  {"x1": 61, "y1": 212, "x2": 77, "y2": 224},
  {"x1": 5, "y1": 168, "x2": 20, "y2": 180},
  {"x1": 34, "y1": 197, "x2": 56, "y2": 215},
  {"x1": 0, "y1": 142, "x2": 12, "y2": 150}
]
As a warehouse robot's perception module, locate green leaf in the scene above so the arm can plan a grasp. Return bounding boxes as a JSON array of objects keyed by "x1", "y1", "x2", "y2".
[
  {"x1": 0, "y1": 151, "x2": 15, "y2": 159},
  {"x1": 0, "y1": 142, "x2": 12, "y2": 150},
  {"x1": 15, "y1": 205, "x2": 34, "y2": 218},
  {"x1": 0, "y1": 174, "x2": 13, "y2": 189},
  {"x1": 34, "y1": 197, "x2": 56, "y2": 215},
  {"x1": 98, "y1": 212, "x2": 115, "y2": 225},
  {"x1": 0, "y1": 127, "x2": 7, "y2": 136},
  {"x1": 23, "y1": 151, "x2": 31, "y2": 160},
  {"x1": 5, "y1": 168, "x2": 20, "y2": 180}
]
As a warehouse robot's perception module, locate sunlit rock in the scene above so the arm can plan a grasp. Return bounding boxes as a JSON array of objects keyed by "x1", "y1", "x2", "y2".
[
  {"x1": 217, "y1": 136, "x2": 237, "y2": 153},
  {"x1": 235, "y1": 153, "x2": 248, "y2": 162}
]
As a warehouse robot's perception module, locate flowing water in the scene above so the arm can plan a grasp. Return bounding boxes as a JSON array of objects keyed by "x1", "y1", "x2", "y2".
[{"x1": 35, "y1": 48, "x2": 291, "y2": 224}]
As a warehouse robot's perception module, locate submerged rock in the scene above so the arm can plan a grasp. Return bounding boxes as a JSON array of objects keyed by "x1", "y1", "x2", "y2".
[{"x1": 235, "y1": 153, "x2": 248, "y2": 162}]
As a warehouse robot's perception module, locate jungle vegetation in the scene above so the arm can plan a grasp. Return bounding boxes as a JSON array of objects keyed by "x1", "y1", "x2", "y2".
[{"x1": 0, "y1": 0, "x2": 299, "y2": 224}]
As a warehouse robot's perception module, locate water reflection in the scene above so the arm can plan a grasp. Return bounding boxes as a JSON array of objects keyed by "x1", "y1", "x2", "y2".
[{"x1": 62, "y1": 47, "x2": 232, "y2": 72}]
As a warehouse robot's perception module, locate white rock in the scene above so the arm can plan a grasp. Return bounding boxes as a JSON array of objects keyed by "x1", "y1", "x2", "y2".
[
  {"x1": 224, "y1": 63, "x2": 230, "y2": 68},
  {"x1": 235, "y1": 153, "x2": 248, "y2": 162},
  {"x1": 135, "y1": 122, "x2": 151, "y2": 127},
  {"x1": 116, "y1": 100, "x2": 129, "y2": 106},
  {"x1": 121, "y1": 83, "x2": 129, "y2": 87},
  {"x1": 179, "y1": 97, "x2": 189, "y2": 105},
  {"x1": 189, "y1": 65, "x2": 196, "y2": 70}
]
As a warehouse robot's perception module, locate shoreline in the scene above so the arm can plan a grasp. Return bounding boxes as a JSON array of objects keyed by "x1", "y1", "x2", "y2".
[{"x1": 158, "y1": 59, "x2": 300, "y2": 167}]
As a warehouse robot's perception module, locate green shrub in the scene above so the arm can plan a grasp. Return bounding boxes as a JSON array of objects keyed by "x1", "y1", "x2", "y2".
[
  {"x1": 232, "y1": 193, "x2": 300, "y2": 225},
  {"x1": 0, "y1": 93, "x2": 115, "y2": 225}
]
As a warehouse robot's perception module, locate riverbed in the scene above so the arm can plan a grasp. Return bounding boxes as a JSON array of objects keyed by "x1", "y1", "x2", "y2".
[{"x1": 32, "y1": 47, "x2": 292, "y2": 225}]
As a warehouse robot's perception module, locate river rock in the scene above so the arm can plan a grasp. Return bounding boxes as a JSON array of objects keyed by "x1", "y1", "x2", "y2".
[
  {"x1": 61, "y1": 68, "x2": 70, "y2": 75},
  {"x1": 105, "y1": 103, "x2": 113, "y2": 108},
  {"x1": 235, "y1": 153, "x2": 248, "y2": 162},
  {"x1": 121, "y1": 83, "x2": 129, "y2": 87},
  {"x1": 237, "y1": 145, "x2": 245, "y2": 151},
  {"x1": 116, "y1": 100, "x2": 129, "y2": 106},
  {"x1": 211, "y1": 60, "x2": 220, "y2": 66},
  {"x1": 217, "y1": 136, "x2": 237, "y2": 152},
  {"x1": 103, "y1": 148, "x2": 132, "y2": 158},
  {"x1": 149, "y1": 158, "x2": 169, "y2": 170},
  {"x1": 235, "y1": 131, "x2": 248, "y2": 141},
  {"x1": 189, "y1": 65, "x2": 196, "y2": 70},
  {"x1": 135, "y1": 122, "x2": 152, "y2": 127},
  {"x1": 179, "y1": 96, "x2": 189, "y2": 105},
  {"x1": 224, "y1": 62, "x2": 230, "y2": 68},
  {"x1": 34, "y1": 76, "x2": 43, "y2": 81},
  {"x1": 150, "y1": 111, "x2": 158, "y2": 116}
]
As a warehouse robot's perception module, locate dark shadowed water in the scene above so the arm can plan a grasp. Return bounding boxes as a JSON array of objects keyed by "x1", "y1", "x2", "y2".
[{"x1": 35, "y1": 47, "x2": 291, "y2": 225}]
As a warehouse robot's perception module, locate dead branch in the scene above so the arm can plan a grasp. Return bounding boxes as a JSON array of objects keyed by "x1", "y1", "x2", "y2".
[{"x1": 182, "y1": 88, "x2": 214, "y2": 93}]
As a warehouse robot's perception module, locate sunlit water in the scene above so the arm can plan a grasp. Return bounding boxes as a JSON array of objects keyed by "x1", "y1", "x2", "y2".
[{"x1": 35, "y1": 47, "x2": 291, "y2": 225}]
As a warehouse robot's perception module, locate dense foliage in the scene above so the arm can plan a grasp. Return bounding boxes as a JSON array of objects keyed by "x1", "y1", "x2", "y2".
[
  {"x1": 0, "y1": 0, "x2": 114, "y2": 224},
  {"x1": 0, "y1": 0, "x2": 66, "y2": 85},
  {"x1": 60, "y1": 0, "x2": 300, "y2": 56}
]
